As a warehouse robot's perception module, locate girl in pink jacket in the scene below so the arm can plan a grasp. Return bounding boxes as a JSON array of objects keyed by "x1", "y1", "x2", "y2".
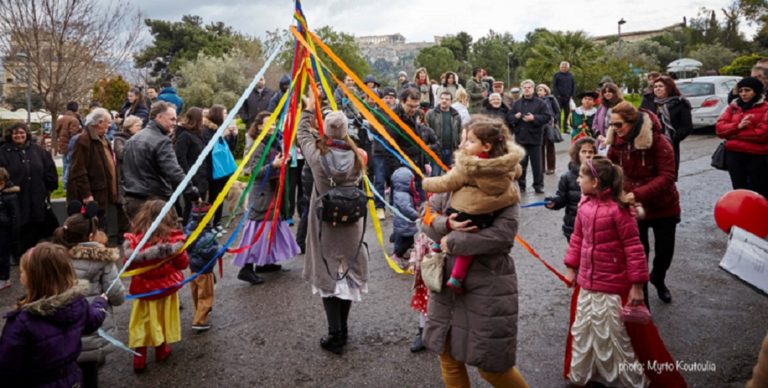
[{"x1": 562, "y1": 156, "x2": 686, "y2": 388}]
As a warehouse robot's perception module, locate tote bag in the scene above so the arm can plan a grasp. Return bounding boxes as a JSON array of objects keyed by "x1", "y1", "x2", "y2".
[{"x1": 212, "y1": 137, "x2": 237, "y2": 180}]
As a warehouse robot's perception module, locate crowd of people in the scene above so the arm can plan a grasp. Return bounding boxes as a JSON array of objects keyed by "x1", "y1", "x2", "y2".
[{"x1": 0, "y1": 54, "x2": 766, "y2": 388}]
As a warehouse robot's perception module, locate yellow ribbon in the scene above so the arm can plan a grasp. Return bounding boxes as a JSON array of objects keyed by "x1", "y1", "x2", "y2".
[{"x1": 363, "y1": 176, "x2": 413, "y2": 275}]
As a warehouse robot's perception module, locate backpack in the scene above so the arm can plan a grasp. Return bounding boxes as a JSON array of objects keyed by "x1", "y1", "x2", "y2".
[
  {"x1": 314, "y1": 152, "x2": 370, "y2": 281},
  {"x1": 315, "y1": 154, "x2": 368, "y2": 226}
]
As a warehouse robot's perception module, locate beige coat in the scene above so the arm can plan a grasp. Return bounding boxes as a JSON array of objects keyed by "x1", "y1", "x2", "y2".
[
  {"x1": 421, "y1": 142, "x2": 524, "y2": 215},
  {"x1": 296, "y1": 111, "x2": 369, "y2": 294},
  {"x1": 421, "y1": 192, "x2": 520, "y2": 373}
]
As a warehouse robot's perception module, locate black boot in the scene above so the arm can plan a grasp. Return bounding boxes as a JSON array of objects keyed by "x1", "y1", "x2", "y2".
[
  {"x1": 650, "y1": 273, "x2": 672, "y2": 303},
  {"x1": 320, "y1": 331, "x2": 344, "y2": 354},
  {"x1": 339, "y1": 299, "x2": 351, "y2": 345},
  {"x1": 410, "y1": 327, "x2": 426, "y2": 353},
  {"x1": 321, "y1": 297, "x2": 344, "y2": 354},
  {"x1": 237, "y1": 265, "x2": 264, "y2": 285}
]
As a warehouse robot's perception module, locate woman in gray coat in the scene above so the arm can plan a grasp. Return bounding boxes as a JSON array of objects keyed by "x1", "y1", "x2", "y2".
[
  {"x1": 297, "y1": 95, "x2": 369, "y2": 355},
  {"x1": 421, "y1": 192, "x2": 528, "y2": 387}
]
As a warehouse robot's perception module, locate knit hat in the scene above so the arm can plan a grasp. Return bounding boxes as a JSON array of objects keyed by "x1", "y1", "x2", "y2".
[
  {"x1": 737, "y1": 77, "x2": 765, "y2": 97},
  {"x1": 324, "y1": 111, "x2": 348, "y2": 140},
  {"x1": 536, "y1": 84, "x2": 551, "y2": 95},
  {"x1": 381, "y1": 87, "x2": 397, "y2": 98},
  {"x1": 398, "y1": 71, "x2": 407, "y2": 78}
]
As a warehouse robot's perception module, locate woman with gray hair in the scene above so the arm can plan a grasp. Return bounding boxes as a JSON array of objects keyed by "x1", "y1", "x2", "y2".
[
  {"x1": 480, "y1": 92, "x2": 510, "y2": 121},
  {"x1": 298, "y1": 92, "x2": 369, "y2": 355}
]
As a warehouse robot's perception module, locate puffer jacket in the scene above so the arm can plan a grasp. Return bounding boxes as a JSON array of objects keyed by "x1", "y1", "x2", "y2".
[
  {"x1": 118, "y1": 100, "x2": 149, "y2": 126},
  {"x1": 122, "y1": 120, "x2": 193, "y2": 199},
  {"x1": 157, "y1": 87, "x2": 184, "y2": 114},
  {"x1": 391, "y1": 167, "x2": 419, "y2": 238},
  {"x1": 606, "y1": 111, "x2": 681, "y2": 221},
  {"x1": 546, "y1": 162, "x2": 581, "y2": 239},
  {"x1": 0, "y1": 183, "x2": 20, "y2": 228},
  {"x1": 716, "y1": 98, "x2": 768, "y2": 155},
  {"x1": 123, "y1": 230, "x2": 189, "y2": 300},
  {"x1": 184, "y1": 220, "x2": 220, "y2": 274},
  {"x1": 0, "y1": 283, "x2": 107, "y2": 388},
  {"x1": 69, "y1": 243, "x2": 125, "y2": 364},
  {"x1": 564, "y1": 192, "x2": 649, "y2": 294}
]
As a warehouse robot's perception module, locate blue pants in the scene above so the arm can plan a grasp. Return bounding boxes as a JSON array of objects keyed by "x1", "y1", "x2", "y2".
[
  {"x1": 372, "y1": 155, "x2": 398, "y2": 208},
  {"x1": 430, "y1": 148, "x2": 454, "y2": 176}
]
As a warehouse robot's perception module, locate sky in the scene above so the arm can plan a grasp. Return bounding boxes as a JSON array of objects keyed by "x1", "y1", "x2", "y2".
[{"x1": 128, "y1": 0, "x2": 756, "y2": 44}]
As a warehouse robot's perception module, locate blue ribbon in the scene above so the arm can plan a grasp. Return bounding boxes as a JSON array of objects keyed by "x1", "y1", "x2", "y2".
[
  {"x1": 520, "y1": 201, "x2": 548, "y2": 208},
  {"x1": 363, "y1": 175, "x2": 416, "y2": 224},
  {"x1": 106, "y1": 46, "x2": 282, "y2": 294}
]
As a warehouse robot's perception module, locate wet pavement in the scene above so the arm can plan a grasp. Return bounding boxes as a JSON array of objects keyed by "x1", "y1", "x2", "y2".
[{"x1": 1, "y1": 131, "x2": 766, "y2": 387}]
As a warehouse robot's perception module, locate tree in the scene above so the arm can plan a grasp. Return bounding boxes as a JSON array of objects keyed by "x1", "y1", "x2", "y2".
[
  {"x1": 522, "y1": 30, "x2": 598, "y2": 92},
  {"x1": 134, "y1": 15, "x2": 241, "y2": 83},
  {"x1": 721, "y1": 53, "x2": 764, "y2": 75},
  {"x1": 688, "y1": 43, "x2": 738, "y2": 73},
  {"x1": 440, "y1": 32, "x2": 473, "y2": 62},
  {"x1": 470, "y1": 30, "x2": 517, "y2": 83},
  {"x1": 414, "y1": 46, "x2": 459, "y2": 83},
  {"x1": 92, "y1": 76, "x2": 130, "y2": 112},
  {"x1": 0, "y1": 0, "x2": 144, "y2": 146},
  {"x1": 176, "y1": 52, "x2": 251, "y2": 110}
]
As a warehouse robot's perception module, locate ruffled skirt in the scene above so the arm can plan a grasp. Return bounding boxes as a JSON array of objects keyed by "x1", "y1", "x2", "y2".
[
  {"x1": 233, "y1": 220, "x2": 300, "y2": 267},
  {"x1": 567, "y1": 289, "x2": 649, "y2": 388}
]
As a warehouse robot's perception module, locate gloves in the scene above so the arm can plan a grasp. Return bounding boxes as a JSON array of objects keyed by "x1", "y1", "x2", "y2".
[{"x1": 184, "y1": 186, "x2": 202, "y2": 203}]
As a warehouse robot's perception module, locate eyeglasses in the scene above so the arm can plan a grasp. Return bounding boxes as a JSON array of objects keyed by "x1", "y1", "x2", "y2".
[{"x1": 608, "y1": 121, "x2": 625, "y2": 128}]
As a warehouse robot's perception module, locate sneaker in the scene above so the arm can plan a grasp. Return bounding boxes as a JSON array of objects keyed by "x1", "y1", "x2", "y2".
[
  {"x1": 376, "y1": 208, "x2": 386, "y2": 220},
  {"x1": 237, "y1": 268, "x2": 265, "y2": 285},
  {"x1": 192, "y1": 323, "x2": 211, "y2": 332},
  {"x1": 0, "y1": 280, "x2": 10, "y2": 291}
]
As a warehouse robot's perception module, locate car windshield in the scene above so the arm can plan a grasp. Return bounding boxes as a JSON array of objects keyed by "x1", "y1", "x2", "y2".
[{"x1": 677, "y1": 82, "x2": 715, "y2": 97}]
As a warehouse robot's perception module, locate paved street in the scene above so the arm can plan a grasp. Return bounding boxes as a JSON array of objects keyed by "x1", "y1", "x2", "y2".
[{"x1": 1, "y1": 131, "x2": 765, "y2": 387}]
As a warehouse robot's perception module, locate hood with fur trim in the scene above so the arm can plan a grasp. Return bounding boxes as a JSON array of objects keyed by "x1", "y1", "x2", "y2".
[
  {"x1": 21, "y1": 281, "x2": 89, "y2": 317},
  {"x1": 455, "y1": 141, "x2": 524, "y2": 196},
  {"x1": 70, "y1": 242, "x2": 119, "y2": 262},
  {"x1": 605, "y1": 112, "x2": 655, "y2": 150}
]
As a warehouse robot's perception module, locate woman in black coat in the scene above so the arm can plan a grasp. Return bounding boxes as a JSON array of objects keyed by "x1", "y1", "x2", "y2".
[
  {"x1": 175, "y1": 107, "x2": 210, "y2": 224},
  {"x1": 0, "y1": 122, "x2": 58, "y2": 256},
  {"x1": 118, "y1": 87, "x2": 150, "y2": 127},
  {"x1": 649, "y1": 76, "x2": 693, "y2": 180}
]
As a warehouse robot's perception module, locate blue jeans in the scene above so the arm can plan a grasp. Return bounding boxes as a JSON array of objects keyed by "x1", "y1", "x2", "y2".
[
  {"x1": 62, "y1": 154, "x2": 70, "y2": 191},
  {"x1": 372, "y1": 155, "x2": 398, "y2": 208},
  {"x1": 430, "y1": 148, "x2": 454, "y2": 176}
]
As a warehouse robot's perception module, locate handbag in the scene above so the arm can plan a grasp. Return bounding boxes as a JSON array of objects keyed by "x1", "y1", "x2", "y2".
[
  {"x1": 212, "y1": 137, "x2": 237, "y2": 180},
  {"x1": 420, "y1": 249, "x2": 445, "y2": 293},
  {"x1": 620, "y1": 303, "x2": 651, "y2": 325},
  {"x1": 546, "y1": 123, "x2": 564, "y2": 143},
  {"x1": 711, "y1": 141, "x2": 727, "y2": 170}
]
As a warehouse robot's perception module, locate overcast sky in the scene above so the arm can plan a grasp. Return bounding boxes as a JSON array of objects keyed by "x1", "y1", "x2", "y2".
[{"x1": 129, "y1": 0, "x2": 755, "y2": 44}]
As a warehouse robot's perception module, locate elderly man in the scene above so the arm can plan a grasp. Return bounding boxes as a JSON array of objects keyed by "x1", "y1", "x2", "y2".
[
  {"x1": 68, "y1": 108, "x2": 117, "y2": 223},
  {"x1": 552, "y1": 61, "x2": 576, "y2": 132},
  {"x1": 122, "y1": 101, "x2": 200, "y2": 219},
  {"x1": 425, "y1": 91, "x2": 462, "y2": 174},
  {"x1": 507, "y1": 79, "x2": 552, "y2": 194}
]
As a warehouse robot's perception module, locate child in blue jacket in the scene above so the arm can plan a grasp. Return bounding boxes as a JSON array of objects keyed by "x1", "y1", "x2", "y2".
[
  {"x1": 390, "y1": 167, "x2": 420, "y2": 269},
  {"x1": 185, "y1": 203, "x2": 222, "y2": 332}
]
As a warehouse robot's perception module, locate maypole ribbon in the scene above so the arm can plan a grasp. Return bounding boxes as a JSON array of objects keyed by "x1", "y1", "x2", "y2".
[
  {"x1": 289, "y1": 26, "x2": 427, "y2": 178},
  {"x1": 108, "y1": 45, "x2": 283, "y2": 292},
  {"x1": 305, "y1": 28, "x2": 448, "y2": 172},
  {"x1": 515, "y1": 235, "x2": 570, "y2": 286},
  {"x1": 363, "y1": 176, "x2": 413, "y2": 274},
  {"x1": 363, "y1": 175, "x2": 416, "y2": 224}
]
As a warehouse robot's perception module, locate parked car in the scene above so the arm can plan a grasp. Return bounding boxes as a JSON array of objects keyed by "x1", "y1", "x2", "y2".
[{"x1": 675, "y1": 76, "x2": 741, "y2": 128}]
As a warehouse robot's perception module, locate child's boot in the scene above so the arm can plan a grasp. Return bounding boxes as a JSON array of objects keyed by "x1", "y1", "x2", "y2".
[
  {"x1": 410, "y1": 327, "x2": 426, "y2": 353},
  {"x1": 446, "y1": 277, "x2": 464, "y2": 294},
  {"x1": 133, "y1": 347, "x2": 147, "y2": 373},
  {"x1": 155, "y1": 343, "x2": 172, "y2": 362}
]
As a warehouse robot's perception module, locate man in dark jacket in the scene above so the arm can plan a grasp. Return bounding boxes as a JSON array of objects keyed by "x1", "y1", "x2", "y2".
[
  {"x1": 425, "y1": 91, "x2": 462, "y2": 173},
  {"x1": 552, "y1": 61, "x2": 576, "y2": 132},
  {"x1": 68, "y1": 108, "x2": 117, "y2": 224},
  {"x1": 238, "y1": 77, "x2": 274, "y2": 129},
  {"x1": 157, "y1": 82, "x2": 184, "y2": 114},
  {"x1": 122, "y1": 102, "x2": 200, "y2": 219},
  {"x1": 507, "y1": 79, "x2": 552, "y2": 194},
  {"x1": 267, "y1": 75, "x2": 292, "y2": 113}
]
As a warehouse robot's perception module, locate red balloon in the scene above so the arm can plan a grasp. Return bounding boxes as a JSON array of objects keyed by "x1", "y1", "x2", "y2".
[{"x1": 714, "y1": 190, "x2": 768, "y2": 237}]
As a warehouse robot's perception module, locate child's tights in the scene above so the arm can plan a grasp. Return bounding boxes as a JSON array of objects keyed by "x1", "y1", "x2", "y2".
[{"x1": 450, "y1": 255, "x2": 473, "y2": 282}]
